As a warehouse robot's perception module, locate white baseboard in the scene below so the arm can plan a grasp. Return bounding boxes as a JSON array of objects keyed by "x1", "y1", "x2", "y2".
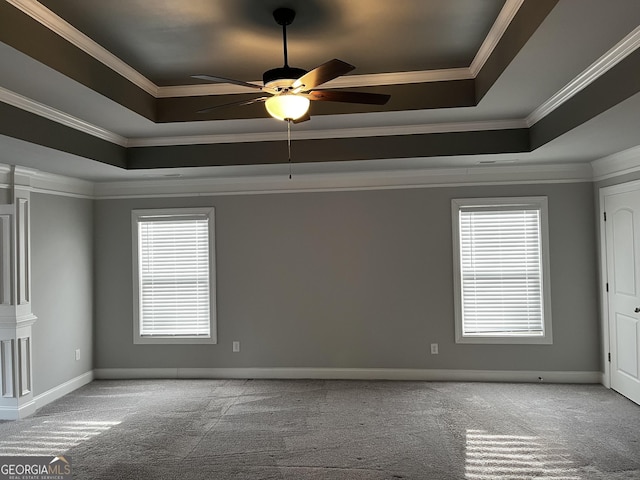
[
  {"x1": 94, "y1": 367, "x2": 602, "y2": 384},
  {"x1": 0, "y1": 371, "x2": 93, "y2": 420},
  {"x1": 32, "y1": 371, "x2": 94, "y2": 410},
  {"x1": 0, "y1": 400, "x2": 36, "y2": 421}
]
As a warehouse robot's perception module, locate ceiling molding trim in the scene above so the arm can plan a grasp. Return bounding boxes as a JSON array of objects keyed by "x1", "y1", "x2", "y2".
[
  {"x1": 160, "y1": 68, "x2": 473, "y2": 98},
  {"x1": 527, "y1": 25, "x2": 640, "y2": 127},
  {"x1": 6, "y1": 0, "x2": 158, "y2": 97},
  {"x1": 0, "y1": 86, "x2": 128, "y2": 146},
  {"x1": 0, "y1": 79, "x2": 524, "y2": 148},
  {"x1": 93, "y1": 163, "x2": 592, "y2": 199},
  {"x1": 0, "y1": 165, "x2": 13, "y2": 191},
  {"x1": 469, "y1": 0, "x2": 525, "y2": 76},
  {"x1": 127, "y1": 119, "x2": 528, "y2": 148},
  {"x1": 0, "y1": 161, "x2": 592, "y2": 200},
  {"x1": 0, "y1": 162, "x2": 95, "y2": 198},
  {"x1": 591, "y1": 145, "x2": 640, "y2": 181}
]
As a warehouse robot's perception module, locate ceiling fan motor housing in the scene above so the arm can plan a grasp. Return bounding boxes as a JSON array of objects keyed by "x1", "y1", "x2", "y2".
[{"x1": 263, "y1": 66, "x2": 307, "y2": 90}]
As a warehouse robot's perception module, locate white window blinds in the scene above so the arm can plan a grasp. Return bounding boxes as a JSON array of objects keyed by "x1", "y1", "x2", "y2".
[
  {"x1": 458, "y1": 206, "x2": 545, "y2": 337},
  {"x1": 138, "y1": 215, "x2": 211, "y2": 337}
]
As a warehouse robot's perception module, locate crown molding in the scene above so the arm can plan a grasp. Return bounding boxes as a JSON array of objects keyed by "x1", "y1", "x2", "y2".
[
  {"x1": 470, "y1": 0, "x2": 524, "y2": 76},
  {"x1": 93, "y1": 163, "x2": 592, "y2": 199},
  {"x1": 127, "y1": 119, "x2": 527, "y2": 147},
  {"x1": 0, "y1": 86, "x2": 128, "y2": 147},
  {"x1": 0, "y1": 159, "x2": 596, "y2": 200},
  {"x1": 6, "y1": 0, "x2": 158, "y2": 97},
  {"x1": 0, "y1": 79, "x2": 526, "y2": 148},
  {"x1": 26, "y1": 171, "x2": 95, "y2": 198},
  {"x1": 0, "y1": 163, "x2": 94, "y2": 198},
  {"x1": 591, "y1": 144, "x2": 640, "y2": 181},
  {"x1": 527, "y1": 25, "x2": 640, "y2": 127},
  {"x1": 0, "y1": 159, "x2": 593, "y2": 201}
]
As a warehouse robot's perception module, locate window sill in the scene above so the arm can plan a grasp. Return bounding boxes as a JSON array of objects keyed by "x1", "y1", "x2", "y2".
[
  {"x1": 134, "y1": 336, "x2": 217, "y2": 345},
  {"x1": 455, "y1": 335, "x2": 552, "y2": 345}
]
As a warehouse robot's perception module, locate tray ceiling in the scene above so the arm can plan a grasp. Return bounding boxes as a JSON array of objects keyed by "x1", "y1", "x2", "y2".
[{"x1": 0, "y1": 0, "x2": 639, "y2": 182}]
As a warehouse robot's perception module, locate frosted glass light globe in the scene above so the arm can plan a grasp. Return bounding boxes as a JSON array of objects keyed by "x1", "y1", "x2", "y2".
[{"x1": 265, "y1": 94, "x2": 310, "y2": 121}]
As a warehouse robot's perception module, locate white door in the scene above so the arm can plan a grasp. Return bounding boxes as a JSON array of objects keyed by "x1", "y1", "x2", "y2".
[{"x1": 605, "y1": 188, "x2": 640, "y2": 405}]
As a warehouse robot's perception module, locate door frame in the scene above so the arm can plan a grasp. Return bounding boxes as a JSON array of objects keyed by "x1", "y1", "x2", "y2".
[{"x1": 599, "y1": 179, "x2": 640, "y2": 389}]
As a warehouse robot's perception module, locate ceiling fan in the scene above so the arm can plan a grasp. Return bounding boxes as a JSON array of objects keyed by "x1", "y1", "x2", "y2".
[{"x1": 192, "y1": 7, "x2": 391, "y2": 122}]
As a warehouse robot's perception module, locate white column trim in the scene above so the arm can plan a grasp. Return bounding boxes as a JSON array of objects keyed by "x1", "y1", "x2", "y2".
[
  {"x1": 0, "y1": 213, "x2": 12, "y2": 306},
  {"x1": 0, "y1": 168, "x2": 37, "y2": 419}
]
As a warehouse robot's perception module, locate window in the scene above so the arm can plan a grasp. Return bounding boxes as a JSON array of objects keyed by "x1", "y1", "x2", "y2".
[
  {"x1": 452, "y1": 197, "x2": 552, "y2": 344},
  {"x1": 132, "y1": 208, "x2": 216, "y2": 344}
]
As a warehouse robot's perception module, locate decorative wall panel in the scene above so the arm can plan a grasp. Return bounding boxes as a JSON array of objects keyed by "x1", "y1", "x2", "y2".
[
  {"x1": 1, "y1": 339, "x2": 14, "y2": 398},
  {"x1": 18, "y1": 336, "x2": 30, "y2": 396}
]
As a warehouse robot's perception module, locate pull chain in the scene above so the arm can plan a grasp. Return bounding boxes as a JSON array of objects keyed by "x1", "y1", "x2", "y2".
[{"x1": 287, "y1": 119, "x2": 292, "y2": 179}]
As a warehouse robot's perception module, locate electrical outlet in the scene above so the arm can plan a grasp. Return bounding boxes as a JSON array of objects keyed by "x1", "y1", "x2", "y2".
[
  {"x1": 232, "y1": 341, "x2": 240, "y2": 353},
  {"x1": 430, "y1": 343, "x2": 439, "y2": 355},
  {"x1": 75, "y1": 349, "x2": 81, "y2": 361}
]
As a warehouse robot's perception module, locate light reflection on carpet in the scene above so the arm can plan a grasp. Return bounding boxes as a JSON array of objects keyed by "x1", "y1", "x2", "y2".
[
  {"x1": 0, "y1": 420, "x2": 120, "y2": 456},
  {"x1": 465, "y1": 429, "x2": 581, "y2": 480}
]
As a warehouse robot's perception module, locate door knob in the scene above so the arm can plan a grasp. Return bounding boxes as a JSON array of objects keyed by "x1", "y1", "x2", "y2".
[{"x1": 635, "y1": 308, "x2": 640, "y2": 313}]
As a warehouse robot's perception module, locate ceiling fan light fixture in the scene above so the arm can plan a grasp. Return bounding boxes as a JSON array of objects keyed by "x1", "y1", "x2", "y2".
[
  {"x1": 265, "y1": 94, "x2": 310, "y2": 121},
  {"x1": 193, "y1": 7, "x2": 389, "y2": 121}
]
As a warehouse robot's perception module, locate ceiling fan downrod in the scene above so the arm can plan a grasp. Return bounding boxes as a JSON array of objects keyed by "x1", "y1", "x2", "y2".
[
  {"x1": 273, "y1": 7, "x2": 296, "y2": 68},
  {"x1": 263, "y1": 8, "x2": 306, "y2": 88}
]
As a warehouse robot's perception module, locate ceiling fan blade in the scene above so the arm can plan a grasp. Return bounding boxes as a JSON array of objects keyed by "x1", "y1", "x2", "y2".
[
  {"x1": 197, "y1": 97, "x2": 268, "y2": 114},
  {"x1": 192, "y1": 74, "x2": 263, "y2": 90},
  {"x1": 305, "y1": 90, "x2": 391, "y2": 105},
  {"x1": 292, "y1": 59, "x2": 355, "y2": 91}
]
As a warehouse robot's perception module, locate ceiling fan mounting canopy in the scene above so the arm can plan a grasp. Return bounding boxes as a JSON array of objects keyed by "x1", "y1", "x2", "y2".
[{"x1": 273, "y1": 7, "x2": 296, "y2": 27}]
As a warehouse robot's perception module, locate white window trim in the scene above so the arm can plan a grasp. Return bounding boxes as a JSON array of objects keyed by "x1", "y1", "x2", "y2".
[
  {"x1": 132, "y1": 207, "x2": 217, "y2": 345},
  {"x1": 451, "y1": 197, "x2": 552, "y2": 345}
]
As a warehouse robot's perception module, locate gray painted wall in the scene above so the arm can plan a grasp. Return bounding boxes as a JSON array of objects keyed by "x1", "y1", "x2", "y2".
[
  {"x1": 31, "y1": 192, "x2": 93, "y2": 395},
  {"x1": 94, "y1": 182, "x2": 600, "y2": 372}
]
